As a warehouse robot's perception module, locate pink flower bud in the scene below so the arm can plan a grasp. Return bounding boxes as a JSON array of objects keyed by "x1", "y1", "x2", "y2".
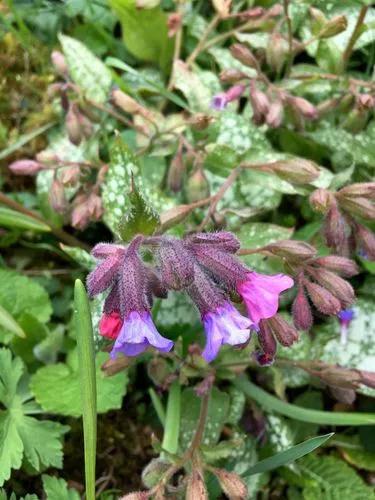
[
  {"x1": 51, "y1": 50, "x2": 68, "y2": 75},
  {"x1": 249, "y1": 81, "x2": 270, "y2": 123},
  {"x1": 8, "y1": 159, "x2": 43, "y2": 175},
  {"x1": 264, "y1": 239, "x2": 317, "y2": 261},
  {"x1": 304, "y1": 280, "x2": 341, "y2": 315},
  {"x1": 60, "y1": 165, "x2": 80, "y2": 186},
  {"x1": 220, "y1": 68, "x2": 247, "y2": 83},
  {"x1": 313, "y1": 256, "x2": 359, "y2": 277},
  {"x1": 66, "y1": 103, "x2": 82, "y2": 145},
  {"x1": 339, "y1": 196, "x2": 375, "y2": 219},
  {"x1": 358, "y1": 370, "x2": 375, "y2": 389},
  {"x1": 357, "y1": 94, "x2": 375, "y2": 110},
  {"x1": 339, "y1": 182, "x2": 375, "y2": 200},
  {"x1": 309, "y1": 188, "x2": 335, "y2": 213},
  {"x1": 265, "y1": 100, "x2": 284, "y2": 128},
  {"x1": 211, "y1": 468, "x2": 248, "y2": 499},
  {"x1": 289, "y1": 96, "x2": 318, "y2": 120},
  {"x1": 186, "y1": 470, "x2": 208, "y2": 500},
  {"x1": 49, "y1": 179, "x2": 66, "y2": 213},
  {"x1": 230, "y1": 43, "x2": 258, "y2": 68},
  {"x1": 292, "y1": 286, "x2": 313, "y2": 330},
  {"x1": 167, "y1": 12, "x2": 182, "y2": 37},
  {"x1": 307, "y1": 267, "x2": 355, "y2": 308},
  {"x1": 111, "y1": 88, "x2": 141, "y2": 114},
  {"x1": 356, "y1": 224, "x2": 375, "y2": 261},
  {"x1": 323, "y1": 203, "x2": 348, "y2": 253},
  {"x1": 86, "y1": 192, "x2": 103, "y2": 220},
  {"x1": 265, "y1": 158, "x2": 320, "y2": 184}
]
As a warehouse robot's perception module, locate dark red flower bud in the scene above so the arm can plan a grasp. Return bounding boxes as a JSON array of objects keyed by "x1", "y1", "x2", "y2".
[
  {"x1": 267, "y1": 314, "x2": 299, "y2": 346},
  {"x1": 312, "y1": 256, "x2": 359, "y2": 277},
  {"x1": 292, "y1": 286, "x2": 313, "y2": 330},
  {"x1": 304, "y1": 280, "x2": 341, "y2": 315},
  {"x1": 255, "y1": 319, "x2": 277, "y2": 366},
  {"x1": 323, "y1": 203, "x2": 348, "y2": 252},
  {"x1": 157, "y1": 238, "x2": 195, "y2": 290},
  {"x1": 309, "y1": 188, "x2": 335, "y2": 213}
]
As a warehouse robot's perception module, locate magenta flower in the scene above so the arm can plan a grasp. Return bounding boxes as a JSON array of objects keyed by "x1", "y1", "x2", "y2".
[
  {"x1": 99, "y1": 312, "x2": 122, "y2": 340},
  {"x1": 211, "y1": 85, "x2": 245, "y2": 111},
  {"x1": 337, "y1": 308, "x2": 354, "y2": 345},
  {"x1": 111, "y1": 311, "x2": 173, "y2": 359},
  {"x1": 237, "y1": 272, "x2": 294, "y2": 326},
  {"x1": 202, "y1": 302, "x2": 253, "y2": 362}
]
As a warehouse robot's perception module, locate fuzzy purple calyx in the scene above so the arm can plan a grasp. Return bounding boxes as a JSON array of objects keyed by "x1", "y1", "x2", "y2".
[
  {"x1": 110, "y1": 311, "x2": 173, "y2": 359},
  {"x1": 202, "y1": 302, "x2": 253, "y2": 362}
]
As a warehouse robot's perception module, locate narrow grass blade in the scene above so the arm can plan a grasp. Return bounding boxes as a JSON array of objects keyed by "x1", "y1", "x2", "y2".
[
  {"x1": 161, "y1": 380, "x2": 181, "y2": 454},
  {"x1": 0, "y1": 206, "x2": 50, "y2": 232},
  {"x1": 234, "y1": 376, "x2": 375, "y2": 426},
  {"x1": 0, "y1": 304, "x2": 25, "y2": 338},
  {"x1": 74, "y1": 279, "x2": 97, "y2": 500},
  {"x1": 149, "y1": 387, "x2": 166, "y2": 427},
  {"x1": 0, "y1": 122, "x2": 55, "y2": 160},
  {"x1": 243, "y1": 433, "x2": 334, "y2": 477}
]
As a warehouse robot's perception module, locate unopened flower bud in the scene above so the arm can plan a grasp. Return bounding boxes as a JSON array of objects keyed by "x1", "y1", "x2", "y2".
[
  {"x1": 186, "y1": 169, "x2": 210, "y2": 203},
  {"x1": 292, "y1": 286, "x2": 313, "y2": 330},
  {"x1": 339, "y1": 182, "x2": 375, "y2": 200},
  {"x1": 266, "y1": 33, "x2": 289, "y2": 74},
  {"x1": 304, "y1": 280, "x2": 341, "y2": 315},
  {"x1": 307, "y1": 267, "x2": 355, "y2": 308},
  {"x1": 230, "y1": 43, "x2": 258, "y2": 68},
  {"x1": 310, "y1": 7, "x2": 327, "y2": 28},
  {"x1": 167, "y1": 145, "x2": 185, "y2": 193},
  {"x1": 342, "y1": 107, "x2": 368, "y2": 134},
  {"x1": 309, "y1": 188, "x2": 335, "y2": 213},
  {"x1": 323, "y1": 203, "x2": 348, "y2": 252},
  {"x1": 60, "y1": 165, "x2": 80, "y2": 186},
  {"x1": 256, "y1": 319, "x2": 277, "y2": 366},
  {"x1": 267, "y1": 314, "x2": 299, "y2": 347},
  {"x1": 249, "y1": 81, "x2": 270, "y2": 123},
  {"x1": 8, "y1": 159, "x2": 43, "y2": 175},
  {"x1": 318, "y1": 15, "x2": 348, "y2": 39},
  {"x1": 220, "y1": 68, "x2": 247, "y2": 83},
  {"x1": 356, "y1": 224, "x2": 375, "y2": 260},
  {"x1": 87, "y1": 192, "x2": 103, "y2": 220},
  {"x1": 264, "y1": 239, "x2": 317, "y2": 261},
  {"x1": 186, "y1": 470, "x2": 208, "y2": 500},
  {"x1": 49, "y1": 179, "x2": 66, "y2": 213},
  {"x1": 66, "y1": 103, "x2": 82, "y2": 145},
  {"x1": 211, "y1": 468, "x2": 248, "y2": 500},
  {"x1": 51, "y1": 50, "x2": 68, "y2": 75},
  {"x1": 357, "y1": 94, "x2": 375, "y2": 110},
  {"x1": 358, "y1": 370, "x2": 375, "y2": 389},
  {"x1": 77, "y1": 112, "x2": 93, "y2": 139},
  {"x1": 319, "y1": 367, "x2": 360, "y2": 389},
  {"x1": 141, "y1": 458, "x2": 170, "y2": 488},
  {"x1": 265, "y1": 158, "x2": 320, "y2": 184},
  {"x1": 265, "y1": 100, "x2": 284, "y2": 128},
  {"x1": 289, "y1": 96, "x2": 318, "y2": 120},
  {"x1": 157, "y1": 238, "x2": 195, "y2": 290},
  {"x1": 313, "y1": 256, "x2": 359, "y2": 277},
  {"x1": 167, "y1": 12, "x2": 182, "y2": 37},
  {"x1": 186, "y1": 231, "x2": 240, "y2": 253},
  {"x1": 111, "y1": 88, "x2": 141, "y2": 114},
  {"x1": 339, "y1": 196, "x2": 375, "y2": 219},
  {"x1": 212, "y1": 0, "x2": 231, "y2": 18}
]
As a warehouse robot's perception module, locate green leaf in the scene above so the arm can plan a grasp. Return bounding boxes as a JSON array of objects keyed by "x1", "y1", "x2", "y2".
[
  {"x1": 60, "y1": 244, "x2": 95, "y2": 270},
  {"x1": 30, "y1": 350, "x2": 128, "y2": 418},
  {"x1": 102, "y1": 136, "x2": 159, "y2": 236},
  {"x1": 118, "y1": 178, "x2": 160, "y2": 241},
  {"x1": 74, "y1": 279, "x2": 96, "y2": 500},
  {"x1": 0, "y1": 269, "x2": 52, "y2": 340},
  {"x1": 243, "y1": 434, "x2": 333, "y2": 477},
  {"x1": 299, "y1": 454, "x2": 375, "y2": 499},
  {"x1": 0, "y1": 207, "x2": 50, "y2": 233},
  {"x1": 331, "y1": 435, "x2": 375, "y2": 472},
  {"x1": 109, "y1": 0, "x2": 173, "y2": 71},
  {"x1": 59, "y1": 34, "x2": 112, "y2": 103},
  {"x1": 173, "y1": 62, "x2": 215, "y2": 112},
  {"x1": 42, "y1": 475, "x2": 80, "y2": 500},
  {"x1": 0, "y1": 304, "x2": 25, "y2": 339},
  {"x1": 180, "y1": 387, "x2": 230, "y2": 450},
  {"x1": 234, "y1": 376, "x2": 375, "y2": 426},
  {"x1": 0, "y1": 349, "x2": 68, "y2": 486}
]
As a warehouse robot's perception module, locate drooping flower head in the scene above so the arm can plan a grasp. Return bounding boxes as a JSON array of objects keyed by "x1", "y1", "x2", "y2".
[{"x1": 337, "y1": 308, "x2": 355, "y2": 345}]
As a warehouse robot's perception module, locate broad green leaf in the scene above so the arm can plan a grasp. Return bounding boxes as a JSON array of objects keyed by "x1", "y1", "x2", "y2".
[
  {"x1": 0, "y1": 304, "x2": 25, "y2": 339},
  {"x1": 30, "y1": 350, "x2": 128, "y2": 417},
  {"x1": 180, "y1": 387, "x2": 230, "y2": 450},
  {"x1": 59, "y1": 34, "x2": 111, "y2": 103},
  {"x1": 243, "y1": 434, "x2": 333, "y2": 477},
  {"x1": 330, "y1": 434, "x2": 375, "y2": 472},
  {"x1": 173, "y1": 61, "x2": 214, "y2": 112},
  {"x1": 0, "y1": 207, "x2": 50, "y2": 233},
  {"x1": 42, "y1": 475, "x2": 80, "y2": 500},
  {"x1": 235, "y1": 376, "x2": 375, "y2": 425},
  {"x1": 109, "y1": 0, "x2": 173, "y2": 71},
  {"x1": 0, "y1": 269, "x2": 52, "y2": 339},
  {"x1": 299, "y1": 454, "x2": 375, "y2": 499},
  {"x1": 74, "y1": 279, "x2": 96, "y2": 500},
  {"x1": 0, "y1": 349, "x2": 68, "y2": 486}
]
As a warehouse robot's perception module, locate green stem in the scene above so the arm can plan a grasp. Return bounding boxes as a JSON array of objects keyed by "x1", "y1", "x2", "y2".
[
  {"x1": 162, "y1": 380, "x2": 181, "y2": 454},
  {"x1": 342, "y1": 6, "x2": 368, "y2": 70},
  {"x1": 234, "y1": 375, "x2": 375, "y2": 426},
  {"x1": 149, "y1": 388, "x2": 166, "y2": 427}
]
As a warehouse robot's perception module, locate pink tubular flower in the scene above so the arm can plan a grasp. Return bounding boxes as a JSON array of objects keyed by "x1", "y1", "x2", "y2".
[
  {"x1": 99, "y1": 312, "x2": 122, "y2": 340},
  {"x1": 237, "y1": 272, "x2": 294, "y2": 327},
  {"x1": 202, "y1": 302, "x2": 253, "y2": 362},
  {"x1": 211, "y1": 84, "x2": 245, "y2": 111},
  {"x1": 110, "y1": 311, "x2": 173, "y2": 359}
]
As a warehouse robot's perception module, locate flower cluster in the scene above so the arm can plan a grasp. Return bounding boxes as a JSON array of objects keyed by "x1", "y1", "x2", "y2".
[{"x1": 87, "y1": 232, "x2": 295, "y2": 363}]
